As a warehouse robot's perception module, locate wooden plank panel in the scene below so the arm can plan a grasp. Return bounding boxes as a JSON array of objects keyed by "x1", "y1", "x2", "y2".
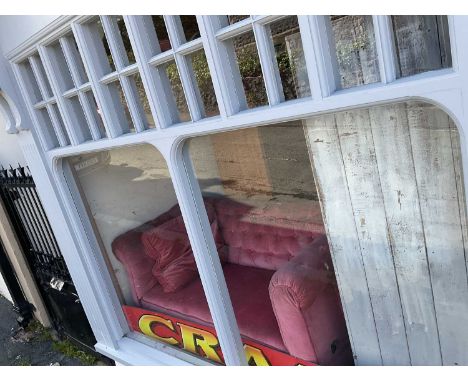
[
  {"x1": 304, "y1": 115, "x2": 382, "y2": 365},
  {"x1": 449, "y1": 120, "x2": 468, "y2": 285},
  {"x1": 408, "y1": 102, "x2": 468, "y2": 365},
  {"x1": 369, "y1": 103, "x2": 441, "y2": 365},
  {"x1": 335, "y1": 109, "x2": 410, "y2": 365}
]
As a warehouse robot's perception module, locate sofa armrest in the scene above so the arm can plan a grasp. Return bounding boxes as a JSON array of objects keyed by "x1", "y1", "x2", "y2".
[{"x1": 269, "y1": 235, "x2": 352, "y2": 365}]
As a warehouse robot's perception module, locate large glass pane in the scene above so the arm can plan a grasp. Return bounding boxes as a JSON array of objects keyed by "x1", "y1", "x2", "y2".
[
  {"x1": 330, "y1": 15, "x2": 380, "y2": 89},
  {"x1": 66, "y1": 144, "x2": 224, "y2": 364},
  {"x1": 392, "y1": 16, "x2": 452, "y2": 77},
  {"x1": 187, "y1": 101, "x2": 468, "y2": 366},
  {"x1": 187, "y1": 123, "x2": 353, "y2": 366}
]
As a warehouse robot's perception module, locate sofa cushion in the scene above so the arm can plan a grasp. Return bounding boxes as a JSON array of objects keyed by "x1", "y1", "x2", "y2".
[
  {"x1": 141, "y1": 263, "x2": 286, "y2": 352},
  {"x1": 212, "y1": 198, "x2": 326, "y2": 271},
  {"x1": 111, "y1": 203, "x2": 183, "y2": 302},
  {"x1": 142, "y1": 208, "x2": 227, "y2": 293}
]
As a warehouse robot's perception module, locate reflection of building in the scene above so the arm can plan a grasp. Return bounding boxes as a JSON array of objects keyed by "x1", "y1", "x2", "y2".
[{"x1": 0, "y1": 15, "x2": 467, "y2": 367}]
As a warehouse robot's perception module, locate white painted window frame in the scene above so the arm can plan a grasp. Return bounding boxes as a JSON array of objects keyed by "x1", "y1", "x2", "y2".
[{"x1": 7, "y1": 15, "x2": 468, "y2": 366}]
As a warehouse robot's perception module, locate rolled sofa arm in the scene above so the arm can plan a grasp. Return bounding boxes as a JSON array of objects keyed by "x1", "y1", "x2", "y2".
[{"x1": 269, "y1": 235, "x2": 353, "y2": 365}]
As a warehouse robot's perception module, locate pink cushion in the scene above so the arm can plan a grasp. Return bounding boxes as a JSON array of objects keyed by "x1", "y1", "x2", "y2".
[
  {"x1": 142, "y1": 206, "x2": 227, "y2": 293},
  {"x1": 142, "y1": 263, "x2": 286, "y2": 352},
  {"x1": 212, "y1": 198, "x2": 325, "y2": 271},
  {"x1": 111, "y1": 204, "x2": 183, "y2": 302}
]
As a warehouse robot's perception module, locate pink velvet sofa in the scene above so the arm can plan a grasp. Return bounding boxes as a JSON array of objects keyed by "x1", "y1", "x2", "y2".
[{"x1": 112, "y1": 197, "x2": 353, "y2": 365}]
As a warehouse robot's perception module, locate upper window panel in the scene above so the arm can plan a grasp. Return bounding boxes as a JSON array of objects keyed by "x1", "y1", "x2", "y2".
[
  {"x1": 391, "y1": 16, "x2": 452, "y2": 77},
  {"x1": 329, "y1": 15, "x2": 380, "y2": 89}
]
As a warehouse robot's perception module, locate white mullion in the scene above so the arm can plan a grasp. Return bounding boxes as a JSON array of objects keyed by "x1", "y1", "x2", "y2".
[
  {"x1": 100, "y1": 16, "x2": 128, "y2": 71},
  {"x1": 123, "y1": 15, "x2": 178, "y2": 128},
  {"x1": 72, "y1": 20, "x2": 128, "y2": 137},
  {"x1": 33, "y1": 100, "x2": 48, "y2": 110},
  {"x1": 197, "y1": 16, "x2": 246, "y2": 116},
  {"x1": 215, "y1": 18, "x2": 253, "y2": 42},
  {"x1": 298, "y1": 15, "x2": 324, "y2": 100},
  {"x1": 175, "y1": 38, "x2": 203, "y2": 56},
  {"x1": 119, "y1": 63, "x2": 139, "y2": 77},
  {"x1": 59, "y1": 36, "x2": 85, "y2": 87},
  {"x1": 119, "y1": 74, "x2": 146, "y2": 132},
  {"x1": 165, "y1": 16, "x2": 203, "y2": 121},
  {"x1": 36, "y1": 46, "x2": 85, "y2": 145},
  {"x1": 251, "y1": 15, "x2": 285, "y2": 26},
  {"x1": 161, "y1": 141, "x2": 248, "y2": 366},
  {"x1": 307, "y1": 16, "x2": 340, "y2": 96},
  {"x1": 99, "y1": 71, "x2": 120, "y2": 85},
  {"x1": 77, "y1": 90, "x2": 102, "y2": 140},
  {"x1": 63, "y1": 88, "x2": 78, "y2": 98},
  {"x1": 148, "y1": 50, "x2": 176, "y2": 66},
  {"x1": 373, "y1": 15, "x2": 398, "y2": 84},
  {"x1": 252, "y1": 21, "x2": 284, "y2": 106},
  {"x1": 46, "y1": 102, "x2": 69, "y2": 146},
  {"x1": 77, "y1": 82, "x2": 92, "y2": 92}
]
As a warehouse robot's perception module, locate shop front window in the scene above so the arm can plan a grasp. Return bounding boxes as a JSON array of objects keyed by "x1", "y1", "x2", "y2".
[
  {"x1": 66, "y1": 144, "x2": 226, "y2": 365},
  {"x1": 185, "y1": 100, "x2": 468, "y2": 366},
  {"x1": 187, "y1": 122, "x2": 354, "y2": 366}
]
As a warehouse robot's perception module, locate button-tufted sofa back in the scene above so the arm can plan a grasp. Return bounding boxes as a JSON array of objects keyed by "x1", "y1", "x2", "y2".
[{"x1": 210, "y1": 197, "x2": 326, "y2": 271}]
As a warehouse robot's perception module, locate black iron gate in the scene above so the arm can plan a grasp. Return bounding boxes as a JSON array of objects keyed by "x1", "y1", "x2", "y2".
[{"x1": 0, "y1": 165, "x2": 96, "y2": 351}]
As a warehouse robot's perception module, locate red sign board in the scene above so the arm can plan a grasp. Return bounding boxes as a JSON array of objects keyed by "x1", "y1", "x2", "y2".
[{"x1": 123, "y1": 305, "x2": 316, "y2": 366}]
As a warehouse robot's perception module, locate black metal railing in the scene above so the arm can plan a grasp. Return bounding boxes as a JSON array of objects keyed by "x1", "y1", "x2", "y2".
[{"x1": 0, "y1": 165, "x2": 70, "y2": 286}]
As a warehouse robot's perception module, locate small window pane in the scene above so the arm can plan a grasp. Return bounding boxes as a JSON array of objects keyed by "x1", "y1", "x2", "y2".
[
  {"x1": 36, "y1": 108, "x2": 59, "y2": 149},
  {"x1": 114, "y1": 16, "x2": 136, "y2": 66},
  {"x1": 34, "y1": 55, "x2": 54, "y2": 99},
  {"x1": 227, "y1": 15, "x2": 250, "y2": 25},
  {"x1": 95, "y1": 18, "x2": 116, "y2": 73},
  {"x1": 130, "y1": 73, "x2": 156, "y2": 129},
  {"x1": 50, "y1": 103, "x2": 70, "y2": 146},
  {"x1": 64, "y1": 34, "x2": 89, "y2": 85},
  {"x1": 19, "y1": 60, "x2": 43, "y2": 103},
  {"x1": 48, "y1": 41, "x2": 74, "y2": 92},
  {"x1": 180, "y1": 16, "x2": 200, "y2": 43},
  {"x1": 392, "y1": 16, "x2": 452, "y2": 78},
  {"x1": 151, "y1": 16, "x2": 171, "y2": 53},
  {"x1": 66, "y1": 144, "x2": 224, "y2": 364},
  {"x1": 109, "y1": 81, "x2": 134, "y2": 132},
  {"x1": 68, "y1": 96, "x2": 92, "y2": 142},
  {"x1": 330, "y1": 15, "x2": 380, "y2": 89},
  {"x1": 187, "y1": 50, "x2": 219, "y2": 117},
  {"x1": 229, "y1": 31, "x2": 268, "y2": 109},
  {"x1": 84, "y1": 91, "x2": 107, "y2": 138},
  {"x1": 268, "y1": 16, "x2": 311, "y2": 100},
  {"x1": 161, "y1": 60, "x2": 191, "y2": 123}
]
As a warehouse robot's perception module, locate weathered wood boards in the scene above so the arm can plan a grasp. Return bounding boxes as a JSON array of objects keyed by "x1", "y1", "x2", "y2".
[
  {"x1": 304, "y1": 101, "x2": 468, "y2": 365},
  {"x1": 304, "y1": 115, "x2": 382, "y2": 365}
]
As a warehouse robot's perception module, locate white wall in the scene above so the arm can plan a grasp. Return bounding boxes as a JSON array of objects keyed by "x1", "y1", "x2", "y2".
[
  {"x1": 0, "y1": 270, "x2": 12, "y2": 302},
  {"x1": 0, "y1": 112, "x2": 25, "y2": 167}
]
